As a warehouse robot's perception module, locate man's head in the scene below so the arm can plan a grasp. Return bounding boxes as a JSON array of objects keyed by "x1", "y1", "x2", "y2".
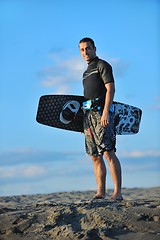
[{"x1": 79, "y1": 37, "x2": 96, "y2": 63}]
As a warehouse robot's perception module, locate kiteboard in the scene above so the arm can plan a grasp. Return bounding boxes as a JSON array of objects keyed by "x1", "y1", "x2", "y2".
[{"x1": 36, "y1": 94, "x2": 142, "y2": 135}]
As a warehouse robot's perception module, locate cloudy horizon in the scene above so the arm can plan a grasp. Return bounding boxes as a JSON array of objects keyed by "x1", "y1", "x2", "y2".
[{"x1": 0, "y1": 148, "x2": 159, "y2": 196}]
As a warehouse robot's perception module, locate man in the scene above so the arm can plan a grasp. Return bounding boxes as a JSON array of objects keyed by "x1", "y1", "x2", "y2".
[{"x1": 79, "y1": 37, "x2": 123, "y2": 200}]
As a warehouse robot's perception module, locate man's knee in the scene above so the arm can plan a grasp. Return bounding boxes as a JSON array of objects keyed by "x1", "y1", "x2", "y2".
[
  {"x1": 103, "y1": 150, "x2": 114, "y2": 161},
  {"x1": 91, "y1": 155, "x2": 102, "y2": 162}
]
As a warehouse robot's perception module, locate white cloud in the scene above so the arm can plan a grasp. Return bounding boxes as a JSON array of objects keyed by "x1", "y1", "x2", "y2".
[
  {"x1": 122, "y1": 161, "x2": 159, "y2": 171},
  {"x1": 0, "y1": 148, "x2": 159, "y2": 196},
  {"x1": 42, "y1": 75, "x2": 67, "y2": 87},
  {"x1": 39, "y1": 50, "x2": 129, "y2": 94},
  {"x1": 23, "y1": 165, "x2": 47, "y2": 177},
  {"x1": 119, "y1": 149, "x2": 160, "y2": 158},
  {"x1": 0, "y1": 165, "x2": 47, "y2": 179},
  {"x1": 1, "y1": 148, "x2": 160, "y2": 167},
  {"x1": 55, "y1": 85, "x2": 70, "y2": 94},
  {"x1": 1, "y1": 148, "x2": 159, "y2": 186},
  {"x1": 40, "y1": 54, "x2": 86, "y2": 93}
]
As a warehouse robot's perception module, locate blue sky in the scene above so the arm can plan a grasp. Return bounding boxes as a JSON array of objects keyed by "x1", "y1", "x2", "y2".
[{"x1": 0, "y1": 0, "x2": 160, "y2": 196}]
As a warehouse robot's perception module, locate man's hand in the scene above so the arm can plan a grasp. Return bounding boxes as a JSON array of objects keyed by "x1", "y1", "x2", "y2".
[
  {"x1": 101, "y1": 82, "x2": 115, "y2": 127},
  {"x1": 101, "y1": 111, "x2": 109, "y2": 127}
]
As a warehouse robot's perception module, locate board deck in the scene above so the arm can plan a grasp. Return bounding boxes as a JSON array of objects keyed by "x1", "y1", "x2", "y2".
[{"x1": 36, "y1": 95, "x2": 142, "y2": 135}]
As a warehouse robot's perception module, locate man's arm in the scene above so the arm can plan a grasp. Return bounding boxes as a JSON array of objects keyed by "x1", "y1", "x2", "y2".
[{"x1": 101, "y1": 82, "x2": 115, "y2": 127}]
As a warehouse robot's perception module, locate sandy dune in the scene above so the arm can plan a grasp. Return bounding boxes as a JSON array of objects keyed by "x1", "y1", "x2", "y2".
[{"x1": 0, "y1": 187, "x2": 159, "y2": 240}]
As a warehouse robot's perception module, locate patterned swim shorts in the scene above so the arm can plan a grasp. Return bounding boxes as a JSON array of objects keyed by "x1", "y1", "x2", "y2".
[{"x1": 83, "y1": 110, "x2": 116, "y2": 156}]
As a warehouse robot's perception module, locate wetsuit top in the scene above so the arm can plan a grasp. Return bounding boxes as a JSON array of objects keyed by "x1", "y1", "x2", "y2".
[{"x1": 83, "y1": 57, "x2": 114, "y2": 100}]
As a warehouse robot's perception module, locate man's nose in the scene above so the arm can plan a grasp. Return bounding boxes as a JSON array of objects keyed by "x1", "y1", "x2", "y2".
[{"x1": 84, "y1": 49, "x2": 88, "y2": 55}]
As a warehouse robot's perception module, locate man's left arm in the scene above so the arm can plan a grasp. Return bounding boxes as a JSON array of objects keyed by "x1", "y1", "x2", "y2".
[{"x1": 101, "y1": 82, "x2": 115, "y2": 127}]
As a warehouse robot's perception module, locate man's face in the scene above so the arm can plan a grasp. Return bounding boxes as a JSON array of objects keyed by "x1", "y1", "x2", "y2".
[{"x1": 79, "y1": 41, "x2": 96, "y2": 63}]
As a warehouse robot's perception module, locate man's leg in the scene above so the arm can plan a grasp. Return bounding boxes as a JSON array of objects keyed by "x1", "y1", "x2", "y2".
[
  {"x1": 91, "y1": 155, "x2": 106, "y2": 198},
  {"x1": 103, "y1": 150, "x2": 122, "y2": 198}
]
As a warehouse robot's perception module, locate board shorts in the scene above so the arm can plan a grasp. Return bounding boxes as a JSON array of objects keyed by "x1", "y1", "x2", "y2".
[{"x1": 83, "y1": 110, "x2": 116, "y2": 156}]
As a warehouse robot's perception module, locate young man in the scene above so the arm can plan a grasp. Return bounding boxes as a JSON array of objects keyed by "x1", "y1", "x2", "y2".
[{"x1": 79, "y1": 37, "x2": 123, "y2": 200}]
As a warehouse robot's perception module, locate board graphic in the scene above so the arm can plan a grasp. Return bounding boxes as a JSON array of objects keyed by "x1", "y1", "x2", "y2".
[{"x1": 36, "y1": 95, "x2": 142, "y2": 135}]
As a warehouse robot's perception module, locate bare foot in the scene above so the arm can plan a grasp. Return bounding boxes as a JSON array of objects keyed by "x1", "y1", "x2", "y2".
[
  {"x1": 92, "y1": 195, "x2": 105, "y2": 200},
  {"x1": 110, "y1": 194, "x2": 123, "y2": 201}
]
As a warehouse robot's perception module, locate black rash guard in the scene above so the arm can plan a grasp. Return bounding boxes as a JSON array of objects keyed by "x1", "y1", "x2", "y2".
[{"x1": 83, "y1": 57, "x2": 114, "y2": 100}]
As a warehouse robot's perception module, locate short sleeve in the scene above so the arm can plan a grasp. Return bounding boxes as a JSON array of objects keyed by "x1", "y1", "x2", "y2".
[{"x1": 97, "y1": 60, "x2": 114, "y2": 84}]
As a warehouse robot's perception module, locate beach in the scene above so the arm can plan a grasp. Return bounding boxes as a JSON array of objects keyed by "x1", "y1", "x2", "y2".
[{"x1": 0, "y1": 187, "x2": 159, "y2": 240}]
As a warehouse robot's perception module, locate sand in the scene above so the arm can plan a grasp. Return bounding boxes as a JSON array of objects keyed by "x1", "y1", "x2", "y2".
[{"x1": 0, "y1": 187, "x2": 159, "y2": 240}]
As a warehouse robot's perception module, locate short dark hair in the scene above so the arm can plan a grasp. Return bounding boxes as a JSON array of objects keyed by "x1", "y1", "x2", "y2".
[{"x1": 79, "y1": 37, "x2": 95, "y2": 48}]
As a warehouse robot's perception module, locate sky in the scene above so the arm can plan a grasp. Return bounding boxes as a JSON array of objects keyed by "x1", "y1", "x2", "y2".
[{"x1": 0, "y1": 0, "x2": 160, "y2": 196}]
